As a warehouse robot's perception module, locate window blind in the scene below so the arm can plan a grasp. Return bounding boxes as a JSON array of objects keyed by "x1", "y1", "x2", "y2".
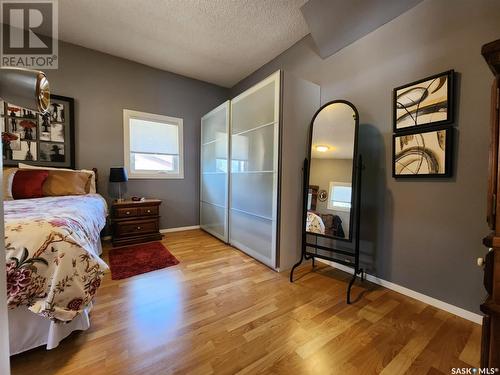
[
  {"x1": 130, "y1": 118, "x2": 179, "y2": 155},
  {"x1": 331, "y1": 185, "x2": 351, "y2": 203}
]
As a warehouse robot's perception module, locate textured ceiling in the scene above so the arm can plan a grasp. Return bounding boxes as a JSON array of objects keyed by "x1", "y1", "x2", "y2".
[{"x1": 58, "y1": 0, "x2": 309, "y2": 87}]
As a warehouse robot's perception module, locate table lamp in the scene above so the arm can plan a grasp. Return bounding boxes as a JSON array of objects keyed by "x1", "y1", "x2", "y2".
[{"x1": 109, "y1": 167, "x2": 128, "y2": 202}]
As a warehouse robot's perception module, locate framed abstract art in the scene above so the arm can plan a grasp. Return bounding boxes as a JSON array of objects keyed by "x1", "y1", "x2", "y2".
[
  {"x1": 393, "y1": 126, "x2": 453, "y2": 178},
  {"x1": 393, "y1": 70, "x2": 455, "y2": 132},
  {"x1": 1, "y1": 94, "x2": 75, "y2": 168}
]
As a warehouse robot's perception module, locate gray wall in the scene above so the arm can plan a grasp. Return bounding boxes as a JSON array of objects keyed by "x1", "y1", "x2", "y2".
[
  {"x1": 232, "y1": 0, "x2": 500, "y2": 312},
  {"x1": 310, "y1": 158, "x2": 352, "y2": 235},
  {"x1": 46, "y1": 42, "x2": 228, "y2": 229},
  {"x1": 279, "y1": 72, "x2": 320, "y2": 270}
]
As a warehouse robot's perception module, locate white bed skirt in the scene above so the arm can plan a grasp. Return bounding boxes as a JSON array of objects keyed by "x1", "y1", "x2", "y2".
[
  {"x1": 8, "y1": 238, "x2": 103, "y2": 355},
  {"x1": 8, "y1": 305, "x2": 92, "y2": 355}
]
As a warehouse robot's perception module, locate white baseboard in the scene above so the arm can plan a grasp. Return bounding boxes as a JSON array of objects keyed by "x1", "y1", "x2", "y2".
[
  {"x1": 160, "y1": 225, "x2": 200, "y2": 233},
  {"x1": 316, "y1": 259, "x2": 483, "y2": 325}
]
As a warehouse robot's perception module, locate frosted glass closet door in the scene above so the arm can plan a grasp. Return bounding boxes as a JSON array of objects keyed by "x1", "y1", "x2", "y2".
[
  {"x1": 200, "y1": 101, "x2": 229, "y2": 242},
  {"x1": 229, "y1": 71, "x2": 280, "y2": 268}
]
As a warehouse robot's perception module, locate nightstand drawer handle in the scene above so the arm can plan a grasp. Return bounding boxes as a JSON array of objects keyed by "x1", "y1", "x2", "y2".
[
  {"x1": 137, "y1": 226, "x2": 142, "y2": 230},
  {"x1": 126, "y1": 211, "x2": 131, "y2": 215},
  {"x1": 147, "y1": 209, "x2": 151, "y2": 213}
]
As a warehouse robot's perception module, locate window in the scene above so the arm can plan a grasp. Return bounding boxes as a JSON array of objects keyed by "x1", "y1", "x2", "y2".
[
  {"x1": 327, "y1": 182, "x2": 352, "y2": 211},
  {"x1": 124, "y1": 109, "x2": 183, "y2": 179},
  {"x1": 230, "y1": 134, "x2": 249, "y2": 173}
]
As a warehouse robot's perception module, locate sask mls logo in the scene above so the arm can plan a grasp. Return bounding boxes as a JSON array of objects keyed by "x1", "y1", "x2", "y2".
[{"x1": 0, "y1": 0, "x2": 58, "y2": 68}]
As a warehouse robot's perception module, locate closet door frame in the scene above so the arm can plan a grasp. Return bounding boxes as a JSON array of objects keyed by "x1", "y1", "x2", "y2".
[
  {"x1": 200, "y1": 100, "x2": 230, "y2": 242},
  {"x1": 229, "y1": 70, "x2": 281, "y2": 269}
]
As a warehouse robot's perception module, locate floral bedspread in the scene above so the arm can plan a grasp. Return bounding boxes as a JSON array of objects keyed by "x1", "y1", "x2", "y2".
[
  {"x1": 4, "y1": 194, "x2": 109, "y2": 322},
  {"x1": 306, "y1": 212, "x2": 325, "y2": 234}
]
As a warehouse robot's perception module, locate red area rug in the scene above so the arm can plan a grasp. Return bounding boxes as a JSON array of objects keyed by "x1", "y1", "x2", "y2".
[{"x1": 109, "y1": 242, "x2": 179, "y2": 280}]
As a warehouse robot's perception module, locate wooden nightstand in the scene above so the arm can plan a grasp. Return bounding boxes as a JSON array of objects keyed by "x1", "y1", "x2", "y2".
[{"x1": 111, "y1": 199, "x2": 162, "y2": 246}]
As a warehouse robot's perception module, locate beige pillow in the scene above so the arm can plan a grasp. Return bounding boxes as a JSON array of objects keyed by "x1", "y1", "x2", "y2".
[
  {"x1": 3, "y1": 168, "x2": 17, "y2": 200},
  {"x1": 42, "y1": 170, "x2": 91, "y2": 196},
  {"x1": 18, "y1": 163, "x2": 97, "y2": 193}
]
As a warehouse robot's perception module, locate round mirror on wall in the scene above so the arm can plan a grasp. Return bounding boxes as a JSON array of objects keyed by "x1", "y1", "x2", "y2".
[{"x1": 305, "y1": 100, "x2": 359, "y2": 241}]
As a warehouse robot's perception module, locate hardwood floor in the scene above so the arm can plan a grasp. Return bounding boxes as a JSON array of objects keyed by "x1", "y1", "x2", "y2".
[{"x1": 10, "y1": 229, "x2": 480, "y2": 375}]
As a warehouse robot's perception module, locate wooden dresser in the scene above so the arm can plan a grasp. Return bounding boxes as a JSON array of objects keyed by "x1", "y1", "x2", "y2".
[
  {"x1": 481, "y1": 38, "x2": 500, "y2": 369},
  {"x1": 111, "y1": 199, "x2": 162, "y2": 246}
]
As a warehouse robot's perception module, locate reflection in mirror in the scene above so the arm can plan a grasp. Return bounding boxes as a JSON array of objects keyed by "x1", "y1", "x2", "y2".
[{"x1": 306, "y1": 102, "x2": 357, "y2": 240}]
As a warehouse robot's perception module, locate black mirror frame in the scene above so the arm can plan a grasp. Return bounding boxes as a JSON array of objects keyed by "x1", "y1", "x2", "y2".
[{"x1": 305, "y1": 99, "x2": 360, "y2": 242}]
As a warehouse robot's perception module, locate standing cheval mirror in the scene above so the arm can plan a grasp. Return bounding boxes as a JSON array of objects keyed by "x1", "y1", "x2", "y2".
[{"x1": 290, "y1": 100, "x2": 365, "y2": 304}]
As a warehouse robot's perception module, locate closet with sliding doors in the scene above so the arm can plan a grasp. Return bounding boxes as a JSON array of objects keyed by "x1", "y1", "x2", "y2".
[{"x1": 200, "y1": 71, "x2": 320, "y2": 271}]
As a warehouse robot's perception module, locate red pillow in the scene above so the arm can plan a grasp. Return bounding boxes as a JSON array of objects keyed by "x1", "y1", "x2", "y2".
[{"x1": 12, "y1": 170, "x2": 49, "y2": 199}]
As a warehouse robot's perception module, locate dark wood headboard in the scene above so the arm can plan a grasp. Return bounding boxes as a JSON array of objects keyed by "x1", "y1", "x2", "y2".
[
  {"x1": 92, "y1": 168, "x2": 99, "y2": 193},
  {"x1": 308, "y1": 185, "x2": 319, "y2": 211}
]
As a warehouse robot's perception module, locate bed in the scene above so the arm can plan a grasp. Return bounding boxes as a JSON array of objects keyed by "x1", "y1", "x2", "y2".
[
  {"x1": 5, "y1": 194, "x2": 108, "y2": 354},
  {"x1": 306, "y1": 211, "x2": 325, "y2": 234}
]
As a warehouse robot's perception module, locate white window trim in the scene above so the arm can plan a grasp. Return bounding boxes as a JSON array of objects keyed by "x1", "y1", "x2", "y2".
[
  {"x1": 327, "y1": 181, "x2": 352, "y2": 212},
  {"x1": 123, "y1": 109, "x2": 184, "y2": 179}
]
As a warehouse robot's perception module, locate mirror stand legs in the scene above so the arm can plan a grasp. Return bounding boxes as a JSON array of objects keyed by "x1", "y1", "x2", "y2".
[
  {"x1": 347, "y1": 268, "x2": 364, "y2": 304},
  {"x1": 289, "y1": 252, "x2": 306, "y2": 282},
  {"x1": 289, "y1": 251, "x2": 314, "y2": 282},
  {"x1": 290, "y1": 254, "x2": 365, "y2": 304}
]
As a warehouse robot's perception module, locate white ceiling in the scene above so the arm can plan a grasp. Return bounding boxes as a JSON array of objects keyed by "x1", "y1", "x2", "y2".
[{"x1": 58, "y1": 0, "x2": 309, "y2": 87}]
